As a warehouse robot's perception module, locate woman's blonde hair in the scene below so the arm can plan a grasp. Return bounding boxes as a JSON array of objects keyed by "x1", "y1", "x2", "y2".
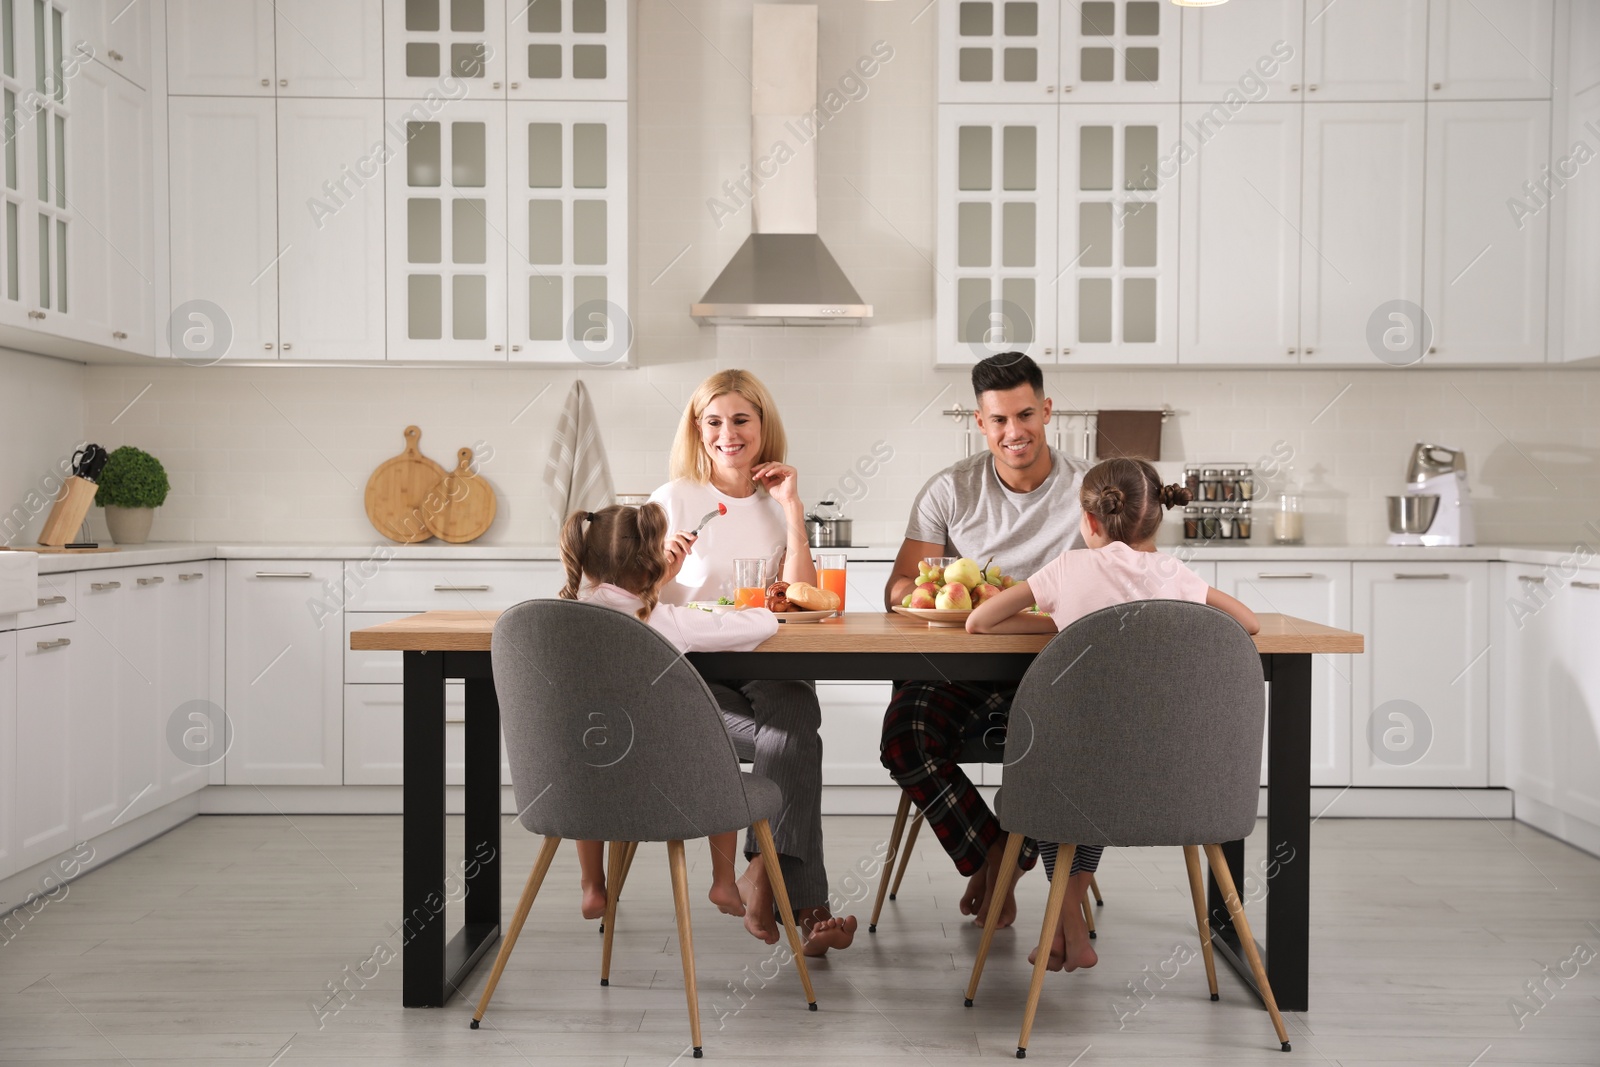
[
  {"x1": 558, "y1": 504, "x2": 671, "y2": 621},
  {"x1": 668, "y1": 369, "x2": 788, "y2": 483}
]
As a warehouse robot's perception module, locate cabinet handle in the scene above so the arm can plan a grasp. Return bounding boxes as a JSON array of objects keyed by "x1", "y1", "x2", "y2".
[
  {"x1": 136, "y1": 576, "x2": 165, "y2": 586},
  {"x1": 27, "y1": 309, "x2": 45, "y2": 319},
  {"x1": 1428, "y1": 346, "x2": 1437, "y2": 354},
  {"x1": 1060, "y1": 347, "x2": 1071, "y2": 356},
  {"x1": 90, "y1": 581, "x2": 121, "y2": 591},
  {"x1": 36, "y1": 637, "x2": 71, "y2": 651},
  {"x1": 281, "y1": 342, "x2": 293, "y2": 351},
  {"x1": 1045, "y1": 85, "x2": 1055, "y2": 93},
  {"x1": 434, "y1": 584, "x2": 491, "y2": 592},
  {"x1": 108, "y1": 49, "x2": 123, "y2": 61},
  {"x1": 511, "y1": 344, "x2": 522, "y2": 352},
  {"x1": 179, "y1": 572, "x2": 205, "y2": 581},
  {"x1": 1304, "y1": 347, "x2": 1315, "y2": 355},
  {"x1": 279, "y1": 78, "x2": 287, "y2": 87},
  {"x1": 263, "y1": 342, "x2": 274, "y2": 350},
  {"x1": 511, "y1": 81, "x2": 520, "y2": 89},
  {"x1": 254, "y1": 571, "x2": 314, "y2": 579},
  {"x1": 493, "y1": 344, "x2": 503, "y2": 352},
  {"x1": 1286, "y1": 347, "x2": 1296, "y2": 356},
  {"x1": 1432, "y1": 82, "x2": 1442, "y2": 90},
  {"x1": 492, "y1": 81, "x2": 502, "y2": 89},
  {"x1": 36, "y1": 595, "x2": 67, "y2": 606},
  {"x1": 260, "y1": 78, "x2": 270, "y2": 87},
  {"x1": 1256, "y1": 573, "x2": 1316, "y2": 580},
  {"x1": 1518, "y1": 575, "x2": 1546, "y2": 585},
  {"x1": 1308, "y1": 84, "x2": 1318, "y2": 92},
  {"x1": 1290, "y1": 84, "x2": 1300, "y2": 92},
  {"x1": 112, "y1": 330, "x2": 128, "y2": 340},
  {"x1": 1575, "y1": 581, "x2": 1600, "y2": 590},
  {"x1": 1395, "y1": 573, "x2": 1450, "y2": 580},
  {"x1": 1061, "y1": 85, "x2": 1073, "y2": 93}
]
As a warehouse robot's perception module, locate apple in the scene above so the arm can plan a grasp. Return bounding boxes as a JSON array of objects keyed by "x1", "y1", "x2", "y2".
[
  {"x1": 971, "y1": 582, "x2": 1001, "y2": 605},
  {"x1": 936, "y1": 582, "x2": 972, "y2": 610},
  {"x1": 944, "y1": 557, "x2": 983, "y2": 590},
  {"x1": 910, "y1": 581, "x2": 939, "y2": 609}
]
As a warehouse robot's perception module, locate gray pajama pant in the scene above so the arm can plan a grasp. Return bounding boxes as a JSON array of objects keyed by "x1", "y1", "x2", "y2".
[{"x1": 712, "y1": 678, "x2": 828, "y2": 911}]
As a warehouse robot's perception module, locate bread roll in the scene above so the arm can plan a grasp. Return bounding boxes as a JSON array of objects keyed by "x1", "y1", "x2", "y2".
[{"x1": 785, "y1": 582, "x2": 838, "y2": 612}]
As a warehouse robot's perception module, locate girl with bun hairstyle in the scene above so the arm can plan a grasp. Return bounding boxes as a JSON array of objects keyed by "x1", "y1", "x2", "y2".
[
  {"x1": 558, "y1": 504, "x2": 780, "y2": 924},
  {"x1": 966, "y1": 457, "x2": 1258, "y2": 972}
]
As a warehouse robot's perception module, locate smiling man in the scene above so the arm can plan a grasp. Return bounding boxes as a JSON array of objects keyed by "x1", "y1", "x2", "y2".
[{"x1": 879, "y1": 352, "x2": 1091, "y2": 931}]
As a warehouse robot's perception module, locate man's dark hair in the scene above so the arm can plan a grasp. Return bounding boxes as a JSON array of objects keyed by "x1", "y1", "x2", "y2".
[{"x1": 971, "y1": 352, "x2": 1043, "y2": 398}]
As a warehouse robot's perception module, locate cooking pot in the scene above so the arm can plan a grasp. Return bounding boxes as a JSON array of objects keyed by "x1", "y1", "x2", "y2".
[{"x1": 806, "y1": 517, "x2": 853, "y2": 547}]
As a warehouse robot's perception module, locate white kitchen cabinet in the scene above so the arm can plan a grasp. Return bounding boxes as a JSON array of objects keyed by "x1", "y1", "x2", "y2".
[
  {"x1": 1216, "y1": 562, "x2": 1352, "y2": 787},
  {"x1": 15, "y1": 621, "x2": 74, "y2": 868},
  {"x1": 818, "y1": 682, "x2": 894, "y2": 787},
  {"x1": 225, "y1": 562, "x2": 344, "y2": 785},
  {"x1": 1302, "y1": 0, "x2": 1427, "y2": 101},
  {"x1": 1428, "y1": 0, "x2": 1555, "y2": 101},
  {"x1": 168, "y1": 96, "x2": 279, "y2": 361},
  {"x1": 507, "y1": 101, "x2": 630, "y2": 364},
  {"x1": 1422, "y1": 101, "x2": 1549, "y2": 364},
  {"x1": 1059, "y1": 0, "x2": 1179, "y2": 103},
  {"x1": 75, "y1": 0, "x2": 153, "y2": 89},
  {"x1": 1299, "y1": 103, "x2": 1425, "y2": 365},
  {"x1": 1501, "y1": 567, "x2": 1564, "y2": 805},
  {"x1": 936, "y1": 104, "x2": 1058, "y2": 366},
  {"x1": 1558, "y1": 574, "x2": 1600, "y2": 825},
  {"x1": 385, "y1": 99, "x2": 508, "y2": 360},
  {"x1": 1559, "y1": 83, "x2": 1600, "y2": 364},
  {"x1": 0, "y1": 0, "x2": 26, "y2": 324},
  {"x1": 166, "y1": 0, "x2": 276, "y2": 97},
  {"x1": 1180, "y1": 1, "x2": 1302, "y2": 101},
  {"x1": 161, "y1": 565, "x2": 214, "y2": 799},
  {"x1": 507, "y1": 0, "x2": 629, "y2": 101},
  {"x1": 939, "y1": 0, "x2": 1062, "y2": 103},
  {"x1": 273, "y1": 0, "x2": 384, "y2": 97},
  {"x1": 1177, "y1": 103, "x2": 1302, "y2": 365},
  {"x1": 26, "y1": 0, "x2": 71, "y2": 323},
  {"x1": 276, "y1": 98, "x2": 387, "y2": 360},
  {"x1": 384, "y1": 0, "x2": 506, "y2": 100},
  {"x1": 1351, "y1": 563, "x2": 1489, "y2": 787},
  {"x1": 1056, "y1": 104, "x2": 1179, "y2": 364},
  {"x1": 344, "y1": 682, "x2": 512, "y2": 786},
  {"x1": 0, "y1": 630, "x2": 16, "y2": 879}
]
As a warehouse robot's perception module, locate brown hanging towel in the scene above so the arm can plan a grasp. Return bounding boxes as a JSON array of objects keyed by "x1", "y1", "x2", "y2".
[{"x1": 1094, "y1": 410, "x2": 1164, "y2": 462}]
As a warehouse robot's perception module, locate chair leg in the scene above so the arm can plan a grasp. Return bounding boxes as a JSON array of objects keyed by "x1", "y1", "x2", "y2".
[
  {"x1": 870, "y1": 791, "x2": 913, "y2": 933},
  {"x1": 889, "y1": 810, "x2": 924, "y2": 900},
  {"x1": 667, "y1": 840, "x2": 705, "y2": 1058},
  {"x1": 752, "y1": 819, "x2": 818, "y2": 1010},
  {"x1": 599, "y1": 840, "x2": 628, "y2": 986},
  {"x1": 600, "y1": 841, "x2": 639, "y2": 936},
  {"x1": 963, "y1": 831, "x2": 1025, "y2": 1006},
  {"x1": 471, "y1": 835, "x2": 562, "y2": 1029},
  {"x1": 1081, "y1": 888, "x2": 1096, "y2": 939},
  {"x1": 1182, "y1": 845, "x2": 1219, "y2": 1001},
  {"x1": 1016, "y1": 845, "x2": 1074, "y2": 1058},
  {"x1": 1203, "y1": 843, "x2": 1291, "y2": 1053},
  {"x1": 1089, "y1": 874, "x2": 1103, "y2": 906}
]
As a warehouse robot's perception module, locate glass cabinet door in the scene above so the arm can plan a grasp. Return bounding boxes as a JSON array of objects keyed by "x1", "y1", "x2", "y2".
[
  {"x1": 1058, "y1": 0, "x2": 1179, "y2": 102},
  {"x1": 384, "y1": 0, "x2": 506, "y2": 100},
  {"x1": 28, "y1": 0, "x2": 68, "y2": 318},
  {"x1": 938, "y1": 0, "x2": 1061, "y2": 103},
  {"x1": 385, "y1": 100, "x2": 508, "y2": 359},
  {"x1": 0, "y1": 0, "x2": 26, "y2": 313},
  {"x1": 936, "y1": 105, "x2": 1057, "y2": 365},
  {"x1": 507, "y1": 101, "x2": 629, "y2": 364},
  {"x1": 1056, "y1": 105, "x2": 1178, "y2": 363},
  {"x1": 507, "y1": 0, "x2": 628, "y2": 101}
]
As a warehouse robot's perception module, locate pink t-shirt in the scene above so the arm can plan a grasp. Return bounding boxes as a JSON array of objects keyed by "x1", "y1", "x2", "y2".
[{"x1": 1028, "y1": 542, "x2": 1208, "y2": 631}]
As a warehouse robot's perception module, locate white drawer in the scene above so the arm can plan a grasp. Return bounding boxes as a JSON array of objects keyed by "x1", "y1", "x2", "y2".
[
  {"x1": 341, "y1": 560, "x2": 565, "y2": 612},
  {"x1": 343, "y1": 682, "x2": 507, "y2": 785},
  {"x1": 19, "y1": 572, "x2": 75, "y2": 629}
]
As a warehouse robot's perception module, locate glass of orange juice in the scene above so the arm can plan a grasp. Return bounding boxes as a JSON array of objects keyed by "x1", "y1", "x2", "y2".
[
  {"x1": 816, "y1": 552, "x2": 847, "y2": 611},
  {"x1": 733, "y1": 558, "x2": 769, "y2": 609}
]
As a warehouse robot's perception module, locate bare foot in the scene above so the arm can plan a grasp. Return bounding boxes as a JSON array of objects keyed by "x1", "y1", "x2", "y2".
[
  {"x1": 709, "y1": 878, "x2": 746, "y2": 917},
  {"x1": 801, "y1": 913, "x2": 858, "y2": 957},
  {"x1": 970, "y1": 847, "x2": 1021, "y2": 928},
  {"x1": 736, "y1": 860, "x2": 779, "y2": 944},
  {"x1": 959, "y1": 867, "x2": 987, "y2": 918},
  {"x1": 1027, "y1": 926, "x2": 1067, "y2": 972},
  {"x1": 580, "y1": 877, "x2": 608, "y2": 921},
  {"x1": 1060, "y1": 872, "x2": 1098, "y2": 972}
]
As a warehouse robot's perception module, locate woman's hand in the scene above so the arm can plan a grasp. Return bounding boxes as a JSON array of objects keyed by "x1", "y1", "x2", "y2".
[
  {"x1": 750, "y1": 462, "x2": 802, "y2": 510},
  {"x1": 663, "y1": 531, "x2": 697, "y2": 583}
]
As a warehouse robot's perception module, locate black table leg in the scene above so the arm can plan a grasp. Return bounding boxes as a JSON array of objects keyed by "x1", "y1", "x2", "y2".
[
  {"x1": 1208, "y1": 652, "x2": 1312, "y2": 1013},
  {"x1": 459, "y1": 675, "x2": 503, "y2": 959},
  {"x1": 403, "y1": 650, "x2": 448, "y2": 1008}
]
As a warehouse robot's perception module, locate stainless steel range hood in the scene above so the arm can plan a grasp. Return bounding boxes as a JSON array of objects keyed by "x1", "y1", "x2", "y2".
[{"x1": 691, "y1": 5, "x2": 872, "y2": 327}]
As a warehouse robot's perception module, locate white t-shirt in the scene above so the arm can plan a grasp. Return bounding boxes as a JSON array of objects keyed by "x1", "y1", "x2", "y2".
[
  {"x1": 648, "y1": 478, "x2": 789, "y2": 605},
  {"x1": 581, "y1": 583, "x2": 779, "y2": 653}
]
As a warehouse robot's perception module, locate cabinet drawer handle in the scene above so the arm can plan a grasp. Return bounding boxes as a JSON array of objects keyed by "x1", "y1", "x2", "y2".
[
  {"x1": 1256, "y1": 572, "x2": 1316, "y2": 580},
  {"x1": 90, "y1": 581, "x2": 121, "y2": 591},
  {"x1": 1395, "y1": 573, "x2": 1450, "y2": 580},
  {"x1": 255, "y1": 571, "x2": 314, "y2": 579},
  {"x1": 1518, "y1": 575, "x2": 1546, "y2": 584},
  {"x1": 107, "y1": 49, "x2": 123, "y2": 62},
  {"x1": 112, "y1": 330, "x2": 128, "y2": 340},
  {"x1": 36, "y1": 637, "x2": 70, "y2": 650},
  {"x1": 1575, "y1": 581, "x2": 1600, "y2": 590},
  {"x1": 179, "y1": 572, "x2": 205, "y2": 581},
  {"x1": 434, "y1": 584, "x2": 491, "y2": 592},
  {"x1": 37, "y1": 595, "x2": 67, "y2": 606},
  {"x1": 137, "y1": 576, "x2": 165, "y2": 586}
]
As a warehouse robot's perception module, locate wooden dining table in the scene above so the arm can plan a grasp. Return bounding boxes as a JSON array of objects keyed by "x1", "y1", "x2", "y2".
[{"x1": 351, "y1": 609, "x2": 1363, "y2": 1011}]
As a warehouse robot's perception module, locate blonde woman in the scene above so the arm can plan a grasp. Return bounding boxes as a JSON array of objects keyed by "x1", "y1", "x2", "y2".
[{"x1": 649, "y1": 369, "x2": 856, "y2": 956}]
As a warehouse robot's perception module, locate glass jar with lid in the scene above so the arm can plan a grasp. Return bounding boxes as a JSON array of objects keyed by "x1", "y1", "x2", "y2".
[
  {"x1": 1200, "y1": 506, "x2": 1220, "y2": 540},
  {"x1": 1237, "y1": 467, "x2": 1255, "y2": 501},
  {"x1": 1233, "y1": 506, "x2": 1253, "y2": 540},
  {"x1": 1216, "y1": 506, "x2": 1235, "y2": 539},
  {"x1": 1182, "y1": 505, "x2": 1201, "y2": 542},
  {"x1": 1221, "y1": 469, "x2": 1239, "y2": 501},
  {"x1": 1201, "y1": 468, "x2": 1222, "y2": 501}
]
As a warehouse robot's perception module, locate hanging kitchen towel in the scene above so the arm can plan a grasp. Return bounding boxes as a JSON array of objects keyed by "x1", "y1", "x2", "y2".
[
  {"x1": 1094, "y1": 410, "x2": 1164, "y2": 462},
  {"x1": 543, "y1": 380, "x2": 616, "y2": 526}
]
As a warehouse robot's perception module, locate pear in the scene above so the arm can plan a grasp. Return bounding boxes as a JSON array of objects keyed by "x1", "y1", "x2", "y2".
[
  {"x1": 936, "y1": 582, "x2": 973, "y2": 611},
  {"x1": 944, "y1": 557, "x2": 983, "y2": 590}
]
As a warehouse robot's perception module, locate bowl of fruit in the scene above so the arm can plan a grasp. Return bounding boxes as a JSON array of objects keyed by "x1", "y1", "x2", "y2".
[{"x1": 893, "y1": 556, "x2": 1014, "y2": 627}]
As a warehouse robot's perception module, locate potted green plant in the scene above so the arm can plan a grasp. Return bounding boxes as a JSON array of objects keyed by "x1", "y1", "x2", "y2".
[{"x1": 95, "y1": 446, "x2": 170, "y2": 545}]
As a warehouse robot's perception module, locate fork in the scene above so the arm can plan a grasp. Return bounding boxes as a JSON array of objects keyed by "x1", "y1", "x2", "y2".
[{"x1": 689, "y1": 502, "x2": 727, "y2": 536}]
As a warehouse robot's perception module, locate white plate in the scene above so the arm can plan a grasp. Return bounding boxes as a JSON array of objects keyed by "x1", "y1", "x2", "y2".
[
  {"x1": 686, "y1": 601, "x2": 737, "y2": 614},
  {"x1": 774, "y1": 609, "x2": 839, "y2": 623}
]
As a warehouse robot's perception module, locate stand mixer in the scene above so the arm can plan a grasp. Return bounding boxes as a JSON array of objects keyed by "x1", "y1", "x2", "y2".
[{"x1": 1386, "y1": 443, "x2": 1476, "y2": 547}]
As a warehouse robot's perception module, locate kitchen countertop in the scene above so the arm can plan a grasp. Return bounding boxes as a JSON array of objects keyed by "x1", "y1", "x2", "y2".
[{"x1": 8, "y1": 540, "x2": 1595, "y2": 575}]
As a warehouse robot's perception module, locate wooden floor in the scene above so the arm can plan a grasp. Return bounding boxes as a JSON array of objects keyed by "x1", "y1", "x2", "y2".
[{"x1": 2, "y1": 814, "x2": 1598, "y2": 1065}]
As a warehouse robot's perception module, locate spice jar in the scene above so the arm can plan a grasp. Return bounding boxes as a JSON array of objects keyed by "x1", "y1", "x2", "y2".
[
  {"x1": 1200, "y1": 506, "x2": 1220, "y2": 540},
  {"x1": 1237, "y1": 467, "x2": 1255, "y2": 501},
  {"x1": 1221, "y1": 469, "x2": 1239, "y2": 501},
  {"x1": 1201, "y1": 468, "x2": 1221, "y2": 501},
  {"x1": 1183, "y1": 505, "x2": 1201, "y2": 541},
  {"x1": 1185, "y1": 467, "x2": 1201, "y2": 498},
  {"x1": 1234, "y1": 507, "x2": 1253, "y2": 540},
  {"x1": 1217, "y1": 506, "x2": 1235, "y2": 539}
]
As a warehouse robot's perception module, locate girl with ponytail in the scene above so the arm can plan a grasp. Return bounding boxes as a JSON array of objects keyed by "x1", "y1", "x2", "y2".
[{"x1": 559, "y1": 503, "x2": 780, "y2": 923}]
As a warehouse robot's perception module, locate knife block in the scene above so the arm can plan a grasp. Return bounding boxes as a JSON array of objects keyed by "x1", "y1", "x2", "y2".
[{"x1": 38, "y1": 476, "x2": 98, "y2": 547}]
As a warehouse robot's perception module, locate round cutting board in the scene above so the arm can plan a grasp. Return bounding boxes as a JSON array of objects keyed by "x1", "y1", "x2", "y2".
[
  {"x1": 423, "y1": 448, "x2": 497, "y2": 544},
  {"x1": 365, "y1": 426, "x2": 448, "y2": 543}
]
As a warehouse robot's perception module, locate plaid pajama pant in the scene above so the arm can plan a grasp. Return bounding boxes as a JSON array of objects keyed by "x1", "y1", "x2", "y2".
[{"x1": 879, "y1": 680, "x2": 1104, "y2": 878}]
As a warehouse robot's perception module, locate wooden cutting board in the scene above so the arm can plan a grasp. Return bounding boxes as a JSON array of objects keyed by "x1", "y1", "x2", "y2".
[
  {"x1": 365, "y1": 426, "x2": 448, "y2": 543},
  {"x1": 423, "y1": 448, "x2": 497, "y2": 544}
]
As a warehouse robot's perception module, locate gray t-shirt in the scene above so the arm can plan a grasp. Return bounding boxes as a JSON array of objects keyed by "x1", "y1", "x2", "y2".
[{"x1": 904, "y1": 447, "x2": 1091, "y2": 580}]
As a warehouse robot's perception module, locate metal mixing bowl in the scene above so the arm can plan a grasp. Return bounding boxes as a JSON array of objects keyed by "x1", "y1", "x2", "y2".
[{"x1": 1387, "y1": 494, "x2": 1439, "y2": 535}]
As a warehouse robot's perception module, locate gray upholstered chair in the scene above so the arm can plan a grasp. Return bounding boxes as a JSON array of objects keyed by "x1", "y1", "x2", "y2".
[
  {"x1": 963, "y1": 600, "x2": 1290, "y2": 1057},
  {"x1": 870, "y1": 728, "x2": 1104, "y2": 936},
  {"x1": 470, "y1": 600, "x2": 817, "y2": 1057}
]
